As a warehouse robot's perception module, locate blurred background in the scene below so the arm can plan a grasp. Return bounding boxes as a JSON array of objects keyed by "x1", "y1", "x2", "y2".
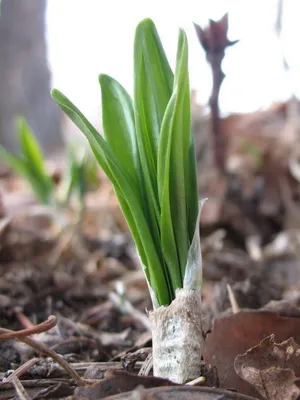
[
  {"x1": 47, "y1": 0, "x2": 300, "y2": 117},
  {"x1": 2, "y1": 0, "x2": 300, "y2": 239},
  {"x1": 1, "y1": 0, "x2": 300, "y2": 154}
]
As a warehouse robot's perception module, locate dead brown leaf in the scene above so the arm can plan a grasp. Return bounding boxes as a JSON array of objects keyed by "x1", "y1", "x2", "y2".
[
  {"x1": 234, "y1": 335, "x2": 300, "y2": 400},
  {"x1": 203, "y1": 310, "x2": 300, "y2": 398},
  {"x1": 74, "y1": 369, "x2": 177, "y2": 399},
  {"x1": 102, "y1": 386, "x2": 258, "y2": 400}
]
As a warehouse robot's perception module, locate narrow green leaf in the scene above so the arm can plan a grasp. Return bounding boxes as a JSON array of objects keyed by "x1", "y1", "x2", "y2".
[
  {"x1": 17, "y1": 118, "x2": 54, "y2": 203},
  {"x1": 51, "y1": 89, "x2": 171, "y2": 305},
  {"x1": 51, "y1": 89, "x2": 115, "y2": 183},
  {"x1": 133, "y1": 19, "x2": 176, "y2": 294},
  {"x1": 0, "y1": 145, "x2": 52, "y2": 204},
  {"x1": 0, "y1": 146, "x2": 26, "y2": 176},
  {"x1": 59, "y1": 145, "x2": 79, "y2": 204},
  {"x1": 186, "y1": 136, "x2": 199, "y2": 242},
  {"x1": 134, "y1": 18, "x2": 174, "y2": 163},
  {"x1": 175, "y1": 33, "x2": 199, "y2": 243},
  {"x1": 99, "y1": 74, "x2": 139, "y2": 185},
  {"x1": 18, "y1": 118, "x2": 46, "y2": 177},
  {"x1": 158, "y1": 30, "x2": 195, "y2": 286},
  {"x1": 133, "y1": 18, "x2": 174, "y2": 233},
  {"x1": 159, "y1": 93, "x2": 182, "y2": 288}
]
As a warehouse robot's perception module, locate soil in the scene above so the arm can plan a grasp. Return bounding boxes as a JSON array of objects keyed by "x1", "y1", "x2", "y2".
[{"x1": 1, "y1": 143, "x2": 300, "y2": 400}]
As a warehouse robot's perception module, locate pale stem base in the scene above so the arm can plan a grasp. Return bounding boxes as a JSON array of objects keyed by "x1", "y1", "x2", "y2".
[{"x1": 148, "y1": 288, "x2": 202, "y2": 384}]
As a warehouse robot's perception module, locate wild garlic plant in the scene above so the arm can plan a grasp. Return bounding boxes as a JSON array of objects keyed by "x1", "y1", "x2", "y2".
[
  {"x1": 52, "y1": 18, "x2": 203, "y2": 383},
  {"x1": 0, "y1": 118, "x2": 98, "y2": 226}
]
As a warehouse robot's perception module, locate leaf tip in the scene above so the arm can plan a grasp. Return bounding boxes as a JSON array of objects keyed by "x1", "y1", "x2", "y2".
[
  {"x1": 50, "y1": 88, "x2": 60, "y2": 101},
  {"x1": 16, "y1": 115, "x2": 25, "y2": 130},
  {"x1": 98, "y1": 73, "x2": 107, "y2": 84},
  {"x1": 137, "y1": 17, "x2": 154, "y2": 28},
  {"x1": 135, "y1": 17, "x2": 156, "y2": 38}
]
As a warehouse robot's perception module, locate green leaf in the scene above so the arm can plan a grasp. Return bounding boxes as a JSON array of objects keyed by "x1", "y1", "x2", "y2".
[
  {"x1": 17, "y1": 118, "x2": 54, "y2": 203},
  {"x1": 133, "y1": 18, "x2": 174, "y2": 240},
  {"x1": 51, "y1": 88, "x2": 171, "y2": 305},
  {"x1": 51, "y1": 89, "x2": 115, "y2": 183},
  {"x1": 99, "y1": 74, "x2": 139, "y2": 186},
  {"x1": 158, "y1": 29, "x2": 197, "y2": 286},
  {"x1": 0, "y1": 119, "x2": 54, "y2": 205},
  {"x1": 59, "y1": 144, "x2": 80, "y2": 204},
  {"x1": 61, "y1": 144, "x2": 101, "y2": 204},
  {"x1": 134, "y1": 18, "x2": 173, "y2": 163},
  {"x1": 158, "y1": 93, "x2": 182, "y2": 288},
  {"x1": 0, "y1": 145, "x2": 52, "y2": 204},
  {"x1": 133, "y1": 19, "x2": 177, "y2": 297},
  {"x1": 186, "y1": 135, "x2": 199, "y2": 242},
  {"x1": 18, "y1": 118, "x2": 46, "y2": 177},
  {"x1": 0, "y1": 146, "x2": 26, "y2": 176},
  {"x1": 174, "y1": 34, "x2": 199, "y2": 244}
]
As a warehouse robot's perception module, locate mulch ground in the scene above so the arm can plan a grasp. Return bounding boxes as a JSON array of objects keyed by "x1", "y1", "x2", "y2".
[{"x1": 1, "y1": 149, "x2": 300, "y2": 399}]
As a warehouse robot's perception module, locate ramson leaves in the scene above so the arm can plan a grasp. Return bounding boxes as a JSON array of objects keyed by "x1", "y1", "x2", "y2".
[{"x1": 51, "y1": 19, "x2": 200, "y2": 307}]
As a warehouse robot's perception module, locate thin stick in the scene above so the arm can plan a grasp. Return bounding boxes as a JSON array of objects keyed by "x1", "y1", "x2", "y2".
[
  {"x1": 14, "y1": 308, "x2": 35, "y2": 329},
  {"x1": 138, "y1": 353, "x2": 153, "y2": 376},
  {"x1": 11, "y1": 376, "x2": 31, "y2": 400},
  {"x1": 4, "y1": 358, "x2": 40, "y2": 382},
  {"x1": 0, "y1": 322, "x2": 86, "y2": 386},
  {"x1": 186, "y1": 376, "x2": 206, "y2": 385},
  {"x1": 226, "y1": 284, "x2": 240, "y2": 314},
  {"x1": 209, "y1": 67, "x2": 226, "y2": 171},
  {"x1": 0, "y1": 315, "x2": 57, "y2": 340}
]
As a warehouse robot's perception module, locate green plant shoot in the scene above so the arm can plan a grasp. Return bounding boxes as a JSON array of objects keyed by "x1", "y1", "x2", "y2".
[
  {"x1": 51, "y1": 18, "x2": 200, "y2": 307},
  {"x1": 0, "y1": 118, "x2": 55, "y2": 204},
  {"x1": 0, "y1": 118, "x2": 98, "y2": 208},
  {"x1": 59, "y1": 143, "x2": 98, "y2": 206}
]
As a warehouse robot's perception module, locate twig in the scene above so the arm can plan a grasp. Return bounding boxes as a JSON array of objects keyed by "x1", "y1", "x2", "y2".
[
  {"x1": 209, "y1": 66, "x2": 226, "y2": 171},
  {"x1": 194, "y1": 15, "x2": 238, "y2": 172},
  {"x1": 138, "y1": 353, "x2": 153, "y2": 376},
  {"x1": 11, "y1": 376, "x2": 31, "y2": 400},
  {"x1": 0, "y1": 319, "x2": 86, "y2": 386},
  {"x1": 0, "y1": 315, "x2": 57, "y2": 340},
  {"x1": 186, "y1": 376, "x2": 206, "y2": 385},
  {"x1": 3, "y1": 358, "x2": 40, "y2": 382},
  {"x1": 23, "y1": 336, "x2": 85, "y2": 386},
  {"x1": 226, "y1": 284, "x2": 240, "y2": 314},
  {"x1": 14, "y1": 308, "x2": 36, "y2": 329}
]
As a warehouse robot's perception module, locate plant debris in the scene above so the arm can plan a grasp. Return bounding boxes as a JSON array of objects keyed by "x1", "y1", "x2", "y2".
[{"x1": 234, "y1": 335, "x2": 300, "y2": 400}]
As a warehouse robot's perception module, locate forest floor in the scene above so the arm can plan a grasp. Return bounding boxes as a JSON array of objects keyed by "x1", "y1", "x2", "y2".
[{"x1": 1, "y1": 121, "x2": 300, "y2": 400}]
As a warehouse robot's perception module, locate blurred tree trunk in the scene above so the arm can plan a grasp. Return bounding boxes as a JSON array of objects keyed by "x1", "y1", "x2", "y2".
[{"x1": 0, "y1": 0, "x2": 64, "y2": 154}]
